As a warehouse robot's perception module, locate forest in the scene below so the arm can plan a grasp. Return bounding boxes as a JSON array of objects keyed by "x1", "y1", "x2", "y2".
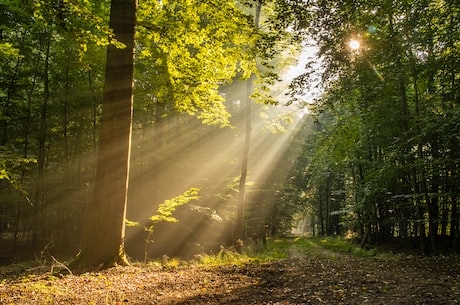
[{"x1": 0, "y1": 0, "x2": 459, "y2": 271}]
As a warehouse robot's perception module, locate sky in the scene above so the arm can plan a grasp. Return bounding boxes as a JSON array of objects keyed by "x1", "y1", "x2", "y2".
[{"x1": 281, "y1": 43, "x2": 323, "y2": 112}]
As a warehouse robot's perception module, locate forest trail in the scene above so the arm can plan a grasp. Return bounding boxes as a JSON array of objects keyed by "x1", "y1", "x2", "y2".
[{"x1": 1, "y1": 243, "x2": 459, "y2": 304}]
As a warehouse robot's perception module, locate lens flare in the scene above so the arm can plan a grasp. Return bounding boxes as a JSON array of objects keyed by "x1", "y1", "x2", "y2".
[
  {"x1": 371, "y1": 65, "x2": 385, "y2": 82},
  {"x1": 368, "y1": 25, "x2": 377, "y2": 34}
]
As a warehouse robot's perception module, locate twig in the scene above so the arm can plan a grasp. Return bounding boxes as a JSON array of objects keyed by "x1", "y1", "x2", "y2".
[{"x1": 50, "y1": 256, "x2": 73, "y2": 275}]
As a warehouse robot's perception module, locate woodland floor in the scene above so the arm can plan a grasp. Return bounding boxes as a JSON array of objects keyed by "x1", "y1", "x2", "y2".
[{"x1": 1, "y1": 240, "x2": 459, "y2": 305}]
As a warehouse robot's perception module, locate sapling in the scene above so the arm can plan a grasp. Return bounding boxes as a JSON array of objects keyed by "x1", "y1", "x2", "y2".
[{"x1": 126, "y1": 187, "x2": 201, "y2": 264}]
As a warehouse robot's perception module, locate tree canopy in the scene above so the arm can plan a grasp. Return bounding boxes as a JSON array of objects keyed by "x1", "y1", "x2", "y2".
[{"x1": 292, "y1": 0, "x2": 460, "y2": 253}]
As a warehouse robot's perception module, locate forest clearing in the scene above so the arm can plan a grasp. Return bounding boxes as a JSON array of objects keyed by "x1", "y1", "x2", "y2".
[{"x1": 1, "y1": 238, "x2": 459, "y2": 304}]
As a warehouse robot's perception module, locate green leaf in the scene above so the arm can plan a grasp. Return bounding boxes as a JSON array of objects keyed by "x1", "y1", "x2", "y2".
[{"x1": 150, "y1": 187, "x2": 201, "y2": 224}]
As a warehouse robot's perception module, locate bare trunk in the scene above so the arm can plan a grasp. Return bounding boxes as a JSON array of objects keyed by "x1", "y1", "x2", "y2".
[
  {"x1": 318, "y1": 186, "x2": 325, "y2": 236},
  {"x1": 235, "y1": 1, "x2": 261, "y2": 243},
  {"x1": 73, "y1": 0, "x2": 137, "y2": 269},
  {"x1": 1, "y1": 56, "x2": 21, "y2": 146},
  {"x1": 33, "y1": 37, "x2": 51, "y2": 250},
  {"x1": 88, "y1": 69, "x2": 99, "y2": 166},
  {"x1": 236, "y1": 75, "x2": 253, "y2": 243}
]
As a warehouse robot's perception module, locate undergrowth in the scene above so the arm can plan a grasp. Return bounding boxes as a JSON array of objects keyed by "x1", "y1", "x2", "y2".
[
  {"x1": 1, "y1": 237, "x2": 378, "y2": 278},
  {"x1": 192, "y1": 236, "x2": 378, "y2": 267},
  {"x1": 307, "y1": 237, "x2": 378, "y2": 257}
]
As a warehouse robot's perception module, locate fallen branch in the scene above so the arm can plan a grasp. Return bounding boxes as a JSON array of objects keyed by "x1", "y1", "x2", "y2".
[{"x1": 51, "y1": 256, "x2": 73, "y2": 275}]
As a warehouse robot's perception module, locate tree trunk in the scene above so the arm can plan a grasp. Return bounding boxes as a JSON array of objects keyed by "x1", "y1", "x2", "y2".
[
  {"x1": 88, "y1": 69, "x2": 98, "y2": 166},
  {"x1": 318, "y1": 185, "x2": 325, "y2": 236},
  {"x1": 451, "y1": 196, "x2": 459, "y2": 251},
  {"x1": 236, "y1": 75, "x2": 253, "y2": 243},
  {"x1": 1, "y1": 56, "x2": 21, "y2": 146},
  {"x1": 325, "y1": 174, "x2": 331, "y2": 235},
  {"x1": 33, "y1": 37, "x2": 51, "y2": 251},
  {"x1": 235, "y1": 0, "x2": 261, "y2": 243},
  {"x1": 73, "y1": 0, "x2": 137, "y2": 269}
]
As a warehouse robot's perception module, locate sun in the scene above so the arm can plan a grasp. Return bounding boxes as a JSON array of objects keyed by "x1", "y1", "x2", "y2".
[{"x1": 348, "y1": 39, "x2": 361, "y2": 50}]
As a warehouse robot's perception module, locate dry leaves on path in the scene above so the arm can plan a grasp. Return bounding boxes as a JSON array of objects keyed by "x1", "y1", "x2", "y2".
[{"x1": 1, "y1": 252, "x2": 459, "y2": 304}]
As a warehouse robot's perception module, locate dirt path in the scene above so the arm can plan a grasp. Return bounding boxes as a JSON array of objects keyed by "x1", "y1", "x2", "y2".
[{"x1": 1, "y1": 250, "x2": 459, "y2": 304}]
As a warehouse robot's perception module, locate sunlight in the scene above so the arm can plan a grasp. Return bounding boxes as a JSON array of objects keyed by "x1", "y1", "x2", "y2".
[
  {"x1": 348, "y1": 39, "x2": 361, "y2": 51},
  {"x1": 125, "y1": 101, "x2": 307, "y2": 260},
  {"x1": 282, "y1": 43, "x2": 323, "y2": 108}
]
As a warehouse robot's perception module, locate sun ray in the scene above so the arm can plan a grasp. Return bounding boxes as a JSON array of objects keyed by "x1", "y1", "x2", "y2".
[{"x1": 124, "y1": 102, "x2": 307, "y2": 259}]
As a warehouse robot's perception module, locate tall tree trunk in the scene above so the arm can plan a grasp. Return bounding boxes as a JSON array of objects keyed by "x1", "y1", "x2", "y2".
[
  {"x1": 235, "y1": 0, "x2": 261, "y2": 243},
  {"x1": 388, "y1": 2, "x2": 428, "y2": 252},
  {"x1": 63, "y1": 53, "x2": 71, "y2": 170},
  {"x1": 325, "y1": 173, "x2": 331, "y2": 235},
  {"x1": 441, "y1": 191, "x2": 448, "y2": 253},
  {"x1": 318, "y1": 185, "x2": 325, "y2": 236},
  {"x1": 60, "y1": 53, "x2": 72, "y2": 255},
  {"x1": 451, "y1": 196, "x2": 459, "y2": 251},
  {"x1": 73, "y1": 0, "x2": 137, "y2": 269},
  {"x1": 236, "y1": 75, "x2": 253, "y2": 243},
  {"x1": 88, "y1": 68, "x2": 98, "y2": 166},
  {"x1": 16, "y1": 68, "x2": 37, "y2": 254},
  {"x1": 33, "y1": 37, "x2": 51, "y2": 250},
  {"x1": 1, "y1": 56, "x2": 21, "y2": 146},
  {"x1": 408, "y1": 47, "x2": 434, "y2": 253}
]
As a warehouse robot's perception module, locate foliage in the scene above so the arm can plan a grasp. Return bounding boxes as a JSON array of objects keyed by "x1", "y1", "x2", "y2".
[
  {"x1": 136, "y1": 0, "x2": 257, "y2": 126},
  {"x1": 149, "y1": 188, "x2": 201, "y2": 224},
  {"x1": 0, "y1": 147, "x2": 37, "y2": 186},
  {"x1": 2, "y1": 0, "x2": 457, "y2": 269},
  {"x1": 0, "y1": 0, "x2": 304, "y2": 263},
  {"x1": 289, "y1": 0, "x2": 460, "y2": 254},
  {"x1": 140, "y1": 188, "x2": 201, "y2": 263},
  {"x1": 27, "y1": 0, "x2": 118, "y2": 61}
]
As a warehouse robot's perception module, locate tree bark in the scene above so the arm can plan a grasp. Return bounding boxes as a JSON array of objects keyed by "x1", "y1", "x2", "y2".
[
  {"x1": 32, "y1": 37, "x2": 51, "y2": 250},
  {"x1": 236, "y1": 75, "x2": 253, "y2": 243},
  {"x1": 73, "y1": 0, "x2": 137, "y2": 269},
  {"x1": 318, "y1": 185, "x2": 325, "y2": 236},
  {"x1": 235, "y1": 0, "x2": 261, "y2": 244}
]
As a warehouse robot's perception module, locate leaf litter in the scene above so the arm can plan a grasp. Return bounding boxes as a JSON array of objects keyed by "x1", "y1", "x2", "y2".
[{"x1": 0, "y1": 250, "x2": 459, "y2": 304}]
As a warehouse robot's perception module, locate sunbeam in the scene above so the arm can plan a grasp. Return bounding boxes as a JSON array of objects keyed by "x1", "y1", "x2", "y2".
[{"x1": 124, "y1": 100, "x2": 307, "y2": 260}]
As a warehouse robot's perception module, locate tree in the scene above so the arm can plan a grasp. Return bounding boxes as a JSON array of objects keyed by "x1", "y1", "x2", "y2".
[
  {"x1": 72, "y1": 0, "x2": 137, "y2": 269},
  {"x1": 291, "y1": 0, "x2": 460, "y2": 253},
  {"x1": 234, "y1": 0, "x2": 306, "y2": 243},
  {"x1": 1, "y1": 0, "x2": 111, "y2": 255},
  {"x1": 235, "y1": 0, "x2": 262, "y2": 244}
]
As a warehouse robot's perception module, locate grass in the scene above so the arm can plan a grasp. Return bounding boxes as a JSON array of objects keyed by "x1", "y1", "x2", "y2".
[
  {"x1": 319, "y1": 237, "x2": 378, "y2": 256},
  {"x1": 193, "y1": 239, "x2": 291, "y2": 267},
  {"x1": 196, "y1": 249, "x2": 252, "y2": 266},
  {"x1": 193, "y1": 236, "x2": 378, "y2": 267}
]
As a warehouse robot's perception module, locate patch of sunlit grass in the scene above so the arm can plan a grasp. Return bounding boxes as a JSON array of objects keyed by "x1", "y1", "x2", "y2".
[
  {"x1": 162, "y1": 257, "x2": 182, "y2": 269},
  {"x1": 139, "y1": 256, "x2": 185, "y2": 269},
  {"x1": 195, "y1": 247, "x2": 252, "y2": 266},
  {"x1": 195, "y1": 239, "x2": 298, "y2": 267},
  {"x1": 252, "y1": 238, "x2": 292, "y2": 260},
  {"x1": 182, "y1": 236, "x2": 380, "y2": 268},
  {"x1": 143, "y1": 260, "x2": 162, "y2": 268},
  {"x1": 256, "y1": 236, "x2": 378, "y2": 258},
  {"x1": 309, "y1": 237, "x2": 378, "y2": 257}
]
